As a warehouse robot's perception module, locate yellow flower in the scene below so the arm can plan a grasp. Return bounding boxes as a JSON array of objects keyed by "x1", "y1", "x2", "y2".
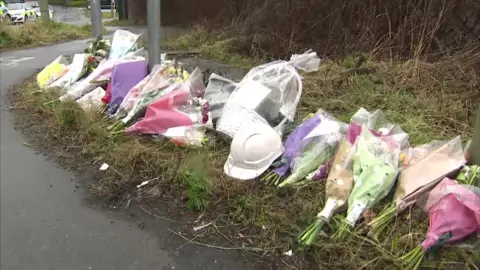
[{"x1": 303, "y1": 113, "x2": 315, "y2": 121}]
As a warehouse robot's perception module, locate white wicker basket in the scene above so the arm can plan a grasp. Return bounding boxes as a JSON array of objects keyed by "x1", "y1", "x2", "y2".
[{"x1": 217, "y1": 102, "x2": 274, "y2": 138}]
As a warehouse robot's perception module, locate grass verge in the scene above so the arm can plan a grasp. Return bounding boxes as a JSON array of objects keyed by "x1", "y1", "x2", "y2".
[
  {"x1": 8, "y1": 28, "x2": 480, "y2": 269},
  {"x1": 0, "y1": 21, "x2": 92, "y2": 51},
  {"x1": 84, "y1": 9, "x2": 116, "y2": 19},
  {"x1": 104, "y1": 19, "x2": 144, "y2": 27},
  {"x1": 49, "y1": 0, "x2": 87, "y2": 7},
  {"x1": 101, "y1": 12, "x2": 115, "y2": 19}
]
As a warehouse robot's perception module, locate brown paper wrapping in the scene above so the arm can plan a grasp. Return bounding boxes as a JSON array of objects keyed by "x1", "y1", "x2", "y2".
[
  {"x1": 324, "y1": 138, "x2": 356, "y2": 218},
  {"x1": 394, "y1": 137, "x2": 466, "y2": 212}
]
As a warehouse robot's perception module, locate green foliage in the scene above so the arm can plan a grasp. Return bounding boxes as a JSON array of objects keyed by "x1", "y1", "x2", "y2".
[
  {"x1": 181, "y1": 168, "x2": 211, "y2": 212},
  {"x1": 48, "y1": 0, "x2": 87, "y2": 7},
  {"x1": 53, "y1": 101, "x2": 83, "y2": 127}
]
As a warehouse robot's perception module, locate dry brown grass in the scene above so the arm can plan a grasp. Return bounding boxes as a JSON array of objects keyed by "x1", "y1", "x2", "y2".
[
  {"x1": 216, "y1": 0, "x2": 480, "y2": 59},
  {"x1": 134, "y1": 0, "x2": 480, "y2": 60},
  {"x1": 7, "y1": 28, "x2": 480, "y2": 269},
  {"x1": 0, "y1": 21, "x2": 92, "y2": 51}
]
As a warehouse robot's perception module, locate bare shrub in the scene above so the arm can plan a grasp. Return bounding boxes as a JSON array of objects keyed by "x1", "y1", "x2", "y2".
[{"x1": 158, "y1": 0, "x2": 480, "y2": 59}]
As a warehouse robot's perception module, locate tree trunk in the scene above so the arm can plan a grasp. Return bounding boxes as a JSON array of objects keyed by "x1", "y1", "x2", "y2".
[
  {"x1": 468, "y1": 105, "x2": 480, "y2": 165},
  {"x1": 126, "y1": 0, "x2": 146, "y2": 24}
]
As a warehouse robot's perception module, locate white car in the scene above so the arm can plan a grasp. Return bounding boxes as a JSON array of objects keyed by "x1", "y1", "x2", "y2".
[
  {"x1": 33, "y1": 7, "x2": 53, "y2": 20},
  {"x1": 6, "y1": 3, "x2": 36, "y2": 23}
]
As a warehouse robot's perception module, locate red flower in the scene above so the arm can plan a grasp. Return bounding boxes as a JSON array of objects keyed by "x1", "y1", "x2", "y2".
[
  {"x1": 101, "y1": 83, "x2": 112, "y2": 104},
  {"x1": 201, "y1": 101, "x2": 210, "y2": 124},
  {"x1": 171, "y1": 138, "x2": 187, "y2": 147}
]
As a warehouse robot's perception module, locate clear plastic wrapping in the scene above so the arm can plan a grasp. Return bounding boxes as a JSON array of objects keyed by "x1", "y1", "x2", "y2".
[{"x1": 217, "y1": 50, "x2": 320, "y2": 138}]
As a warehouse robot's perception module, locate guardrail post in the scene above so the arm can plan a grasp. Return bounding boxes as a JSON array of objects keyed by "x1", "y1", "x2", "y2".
[
  {"x1": 90, "y1": 0, "x2": 102, "y2": 38},
  {"x1": 39, "y1": 0, "x2": 49, "y2": 22},
  {"x1": 147, "y1": 0, "x2": 161, "y2": 71},
  {"x1": 468, "y1": 105, "x2": 480, "y2": 165}
]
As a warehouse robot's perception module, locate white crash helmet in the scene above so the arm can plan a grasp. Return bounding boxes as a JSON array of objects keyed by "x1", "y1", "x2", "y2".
[{"x1": 224, "y1": 122, "x2": 284, "y2": 180}]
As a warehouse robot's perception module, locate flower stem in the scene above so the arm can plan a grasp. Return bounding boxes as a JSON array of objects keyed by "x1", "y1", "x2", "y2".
[
  {"x1": 332, "y1": 220, "x2": 350, "y2": 240},
  {"x1": 299, "y1": 219, "x2": 325, "y2": 246},
  {"x1": 368, "y1": 204, "x2": 397, "y2": 240},
  {"x1": 43, "y1": 99, "x2": 60, "y2": 108},
  {"x1": 261, "y1": 172, "x2": 281, "y2": 186},
  {"x1": 399, "y1": 246, "x2": 424, "y2": 270}
]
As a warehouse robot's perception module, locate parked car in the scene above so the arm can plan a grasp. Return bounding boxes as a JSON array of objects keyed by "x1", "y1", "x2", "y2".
[
  {"x1": 6, "y1": 3, "x2": 36, "y2": 23},
  {"x1": 87, "y1": 0, "x2": 114, "y2": 9},
  {"x1": 33, "y1": 6, "x2": 53, "y2": 20}
]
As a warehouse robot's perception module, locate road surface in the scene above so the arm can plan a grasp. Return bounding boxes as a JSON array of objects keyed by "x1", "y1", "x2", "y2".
[
  {"x1": 28, "y1": 2, "x2": 112, "y2": 25},
  {"x1": 50, "y1": 4, "x2": 89, "y2": 25},
  {"x1": 0, "y1": 28, "x2": 253, "y2": 270}
]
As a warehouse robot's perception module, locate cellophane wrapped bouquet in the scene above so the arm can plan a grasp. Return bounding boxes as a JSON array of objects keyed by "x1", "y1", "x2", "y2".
[
  {"x1": 275, "y1": 110, "x2": 347, "y2": 187},
  {"x1": 333, "y1": 125, "x2": 408, "y2": 239},
  {"x1": 368, "y1": 137, "x2": 465, "y2": 240},
  {"x1": 298, "y1": 108, "x2": 406, "y2": 245},
  {"x1": 399, "y1": 178, "x2": 480, "y2": 270},
  {"x1": 108, "y1": 62, "x2": 189, "y2": 133}
]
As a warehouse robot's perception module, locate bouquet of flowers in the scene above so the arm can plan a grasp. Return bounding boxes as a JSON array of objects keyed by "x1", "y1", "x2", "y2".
[
  {"x1": 108, "y1": 63, "x2": 190, "y2": 133},
  {"x1": 368, "y1": 137, "x2": 465, "y2": 240},
  {"x1": 114, "y1": 64, "x2": 189, "y2": 120},
  {"x1": 299, "y1": 110, "x2": 405, "y2": 245},
  {"x1": 276, "y1": 110, "x2": 347, "y2": 187},
  {"x1": 333, "y1": 126, "x2": 408, "y2": 239},
  {"x1": 37, "y1": 56, "x2": 69, "y2": 89},
  {"x1": 399, "y1": 178, "x2": 480, "y2": 270},
  {"x1": 262, "y1": 111, "x2": 323, "y2": 185},
  {"x1": 298, "y1": 136, "x2": 356, "y2": 245},
  {"x1": 47, "y1": 53, "x2": 89, "y2": 90},
  {"x1": 125, "y1": 93, "x2": 212, "y2": 136}
]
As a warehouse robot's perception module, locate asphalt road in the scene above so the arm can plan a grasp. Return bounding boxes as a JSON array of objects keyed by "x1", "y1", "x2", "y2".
[
  {"x1": 50, "y1": 4, "x2": 90, "y2": 25},
  {"x1": 0, "y1": 26, "x2": 252, "y2": 270},
  {"x1": 27, "y1": 2, "x2": 112, "y2": 25}
]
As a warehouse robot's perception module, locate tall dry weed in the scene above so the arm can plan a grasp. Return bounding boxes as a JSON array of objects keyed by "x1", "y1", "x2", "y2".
[{"x1": 158, "y1": 0, "x2": 480, "y2": 60}]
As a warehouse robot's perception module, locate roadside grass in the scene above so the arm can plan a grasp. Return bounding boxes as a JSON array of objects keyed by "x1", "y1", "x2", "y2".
[
  {"x1": 84, "y1": 9, "x2": 116, "y2": 19},
  {"x1": 8, "y1": 27, "x2": 480, "y2": 269},
  {"x1": 164, "y1": 27, "x2": 262, "y2": 70},
  {"x1": 0, "y1": 21, "x2": 92, "y2": 51},
  {"x1": 101, "y1": 12, "x2": 114, "y2": 19},
  {"x1": 104, "y1": 19, "x2": 144, "y2": 27},
  {"x1": 49, "y1": 0, "x2": 87, "y2": 7}
]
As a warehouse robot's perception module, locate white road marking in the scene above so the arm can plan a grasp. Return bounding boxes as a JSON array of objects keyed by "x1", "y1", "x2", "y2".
[{"x1": 0, "y1": 56, "x2": 35, "y2": 67}]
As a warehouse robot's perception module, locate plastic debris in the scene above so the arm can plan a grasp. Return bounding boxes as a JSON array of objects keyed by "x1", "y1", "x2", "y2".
[
  {"x1": 99, "y1": 163, "x2": 109, "y2": 171},
  {"x1": 193, "y1": 221, "x2": 213, "y2": 231}
]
